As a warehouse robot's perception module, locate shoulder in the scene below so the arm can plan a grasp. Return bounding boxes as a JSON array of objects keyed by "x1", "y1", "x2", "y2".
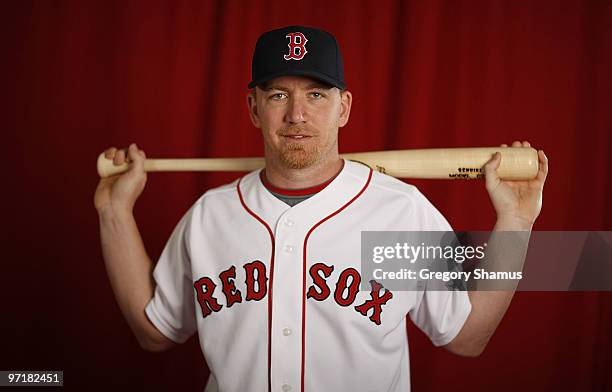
[
  {"x1": 162, "y1": 173, "x2": 260, "y2": 249},
  {"x1": 194, "y1": 178, "x2": 240, "y2": 206},
  {"x1": 182, "y1": 171, "x2": 257, "y2": 219},
  {"x1": 344, "y1": 160, "x2": 452, "y2": 230},
  {"x1": 344, "y1": 160, "x2": 429, "y2": 203}
]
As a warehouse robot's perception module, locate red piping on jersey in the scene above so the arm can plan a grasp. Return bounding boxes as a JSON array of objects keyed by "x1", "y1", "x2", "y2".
[
  {"x1": 405, "y1": 317, "x2": 411, "y2": 380},
  {"x1": 237, "y1": 177, "x2": 275, "y2": 392},
  {"x1": 300, "y1": 168, "x2": 373, "y2": 392}
]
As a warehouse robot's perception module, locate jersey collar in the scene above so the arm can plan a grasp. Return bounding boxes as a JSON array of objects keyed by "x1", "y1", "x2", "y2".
[{"x1": 238, "y1": 160, "x2": 373, "y2": 230}]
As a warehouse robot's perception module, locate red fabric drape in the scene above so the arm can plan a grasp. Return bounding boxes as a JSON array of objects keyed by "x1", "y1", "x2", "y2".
[{"x1": 3, "y1": 1, "x2": 611, "y2": 390}]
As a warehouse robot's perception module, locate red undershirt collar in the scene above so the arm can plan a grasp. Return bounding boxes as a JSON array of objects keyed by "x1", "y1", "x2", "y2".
[{"x1": 260, "y1": 161, "x2": 345, "y2": 196}]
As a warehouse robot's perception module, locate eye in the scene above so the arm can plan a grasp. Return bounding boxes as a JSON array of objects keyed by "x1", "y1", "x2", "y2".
[
  {"x1": 269, "y1": 92, "x2": 287, "y2": 100},
  {"x1": 309, "y1": 91, "x2": 323, "y2": 99}
]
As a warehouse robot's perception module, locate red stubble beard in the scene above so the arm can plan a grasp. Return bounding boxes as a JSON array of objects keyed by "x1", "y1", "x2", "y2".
[
  {"x1": 274, "y1": 127, "x2": 324, "y2": 169},
  {"x1": 279, "y1": 141, "x2": 321, "y2": 169}
]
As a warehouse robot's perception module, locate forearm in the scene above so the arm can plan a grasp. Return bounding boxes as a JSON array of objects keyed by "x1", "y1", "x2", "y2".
[
  {"x1": 98, "y1": 206, "x2": 164, "y2": 348},
  {"x1": 470, "y1": 216, "x2": 532, "y2": 290},
  {"x1": 447, "y1": 217, "x2": 531, "y2": 356}
]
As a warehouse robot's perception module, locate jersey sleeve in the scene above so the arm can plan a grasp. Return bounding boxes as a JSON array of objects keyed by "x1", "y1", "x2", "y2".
[
  {"x1": 407, "y1": 190, "x2": 472, "y2": 347},
  {"x1": 145, "y1": 206, "x2": 198, "y2": 344}
]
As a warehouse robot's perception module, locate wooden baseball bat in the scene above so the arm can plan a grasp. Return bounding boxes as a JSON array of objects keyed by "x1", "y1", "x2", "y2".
[{"x1": 97, "y1": 147, "x2": 539, "y2": 180}]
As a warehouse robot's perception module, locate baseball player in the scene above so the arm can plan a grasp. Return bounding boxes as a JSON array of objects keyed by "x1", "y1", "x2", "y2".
[{"x1": 94, "y1": 26, "x2": 548, "y2": 392}]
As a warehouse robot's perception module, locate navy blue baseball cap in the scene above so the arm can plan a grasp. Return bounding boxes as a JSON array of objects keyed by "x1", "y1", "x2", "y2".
[{"x1": 248, "y1": 25, "x2": 346, "y2": 90}]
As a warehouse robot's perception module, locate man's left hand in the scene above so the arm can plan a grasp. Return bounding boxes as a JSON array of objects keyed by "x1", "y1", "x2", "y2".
[{"x1": 483, "y1": 141, "x2": 549, "y2": 228}]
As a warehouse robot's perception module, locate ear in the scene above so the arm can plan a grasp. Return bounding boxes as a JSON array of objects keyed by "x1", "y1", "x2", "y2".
[
  {"x1": 247, "y1": 90, "x2": 261, "y2": 128},
  {"x1": 338, "y1": 90, "x2": 352, "y2": 128}
]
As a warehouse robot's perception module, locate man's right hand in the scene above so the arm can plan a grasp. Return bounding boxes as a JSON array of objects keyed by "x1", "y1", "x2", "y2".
[
  {"x1": 94, "y1": 143, "x2": 175, "y2": 352},
  {"x1": 94, "y1": 143, "x2": 147, "y2": 214}
]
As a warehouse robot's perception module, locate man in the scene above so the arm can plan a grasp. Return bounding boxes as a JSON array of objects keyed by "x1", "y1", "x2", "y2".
[{"x1": 94, "y1": 26, "x2": 548, "y2": 391}]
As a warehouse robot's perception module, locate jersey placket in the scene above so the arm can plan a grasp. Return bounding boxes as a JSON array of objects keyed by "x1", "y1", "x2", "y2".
[{"x1": 269, "y1": 211, "x2": 305, "y2": 392}]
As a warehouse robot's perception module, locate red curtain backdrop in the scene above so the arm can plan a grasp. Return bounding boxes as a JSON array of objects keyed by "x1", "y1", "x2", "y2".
[{"x1": 4, "y1": 0, "x2": 611, "y2": 390}]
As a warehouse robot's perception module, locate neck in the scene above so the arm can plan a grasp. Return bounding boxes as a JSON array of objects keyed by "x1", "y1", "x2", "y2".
[{"x1": 263, "y1": 153, "x2": 344, "y2": 189}]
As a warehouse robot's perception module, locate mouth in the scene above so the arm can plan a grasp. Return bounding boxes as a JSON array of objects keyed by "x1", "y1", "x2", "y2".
[{"x1": 281, "y1": 134, "x2": 313, "y2": 140}]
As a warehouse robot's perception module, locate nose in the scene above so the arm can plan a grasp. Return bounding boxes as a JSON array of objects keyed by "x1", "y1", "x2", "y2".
[{"x1": 285, "y1": 96, "x2": 306, "y2": 124}]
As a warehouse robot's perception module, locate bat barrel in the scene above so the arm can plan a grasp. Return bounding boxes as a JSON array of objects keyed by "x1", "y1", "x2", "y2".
[{"x1": 341, "y1": 147, "x2": 539, "y2": 180}]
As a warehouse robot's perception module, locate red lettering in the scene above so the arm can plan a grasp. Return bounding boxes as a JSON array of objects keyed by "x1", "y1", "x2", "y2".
[
  {"x1": 284, "y1": 32, "x2": 308, "y2": 60},
  {"x1": 219, "y1": 265, "x2": 242, "y2": 308},
  {"x1": 354, "y1": 280, "x2": 393, "y2": 325},
  {"x1": 244, "y1": 260, "x2": 267, "y2": 301},
  {"x1": 334, "y1": 268, "x2": 361, "y2": 306},
  {"x1": 307, "y1": 263, "x2": 334, "y2": 301},
  {"x1": 193, "y1": 277, "x2": 222, "y2": 318}
]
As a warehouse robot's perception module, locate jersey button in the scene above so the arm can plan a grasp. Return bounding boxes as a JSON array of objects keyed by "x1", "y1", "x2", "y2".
[
  {"x1": 281, "y1": 384, "x2": 292, "y2": 392},
  {"x1": 284, "y1": 245, "x2": 294, "y2": 253},
  {"x1": 282, "y1": 327, "x2": 292, "y2": 336},
  {"x1": 284, "y1": 219, "x2": 294, "y2": 227}
]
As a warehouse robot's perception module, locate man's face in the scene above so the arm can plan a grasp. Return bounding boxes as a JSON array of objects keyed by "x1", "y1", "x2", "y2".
[{"x1": 247, "y1": 76, "x2": 352, "y2": 169}]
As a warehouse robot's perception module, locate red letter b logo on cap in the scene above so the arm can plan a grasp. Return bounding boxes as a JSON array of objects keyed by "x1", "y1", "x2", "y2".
[{"x1": 284, "y1": 32, "x2": 308, "y2": 60}]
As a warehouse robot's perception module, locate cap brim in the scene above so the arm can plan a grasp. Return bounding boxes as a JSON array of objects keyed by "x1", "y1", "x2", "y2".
[{"x1": 248, "y1": 69, "x2": 345, "y2": 90}]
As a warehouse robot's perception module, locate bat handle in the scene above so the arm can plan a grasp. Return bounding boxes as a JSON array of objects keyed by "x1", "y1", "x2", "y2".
[{"x1": 97, "y1": 153, "x2": 266, "y2": 178}]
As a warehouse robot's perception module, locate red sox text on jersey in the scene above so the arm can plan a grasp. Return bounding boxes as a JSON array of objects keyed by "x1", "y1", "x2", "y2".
[{"x1": 194, "y1": 262, "x2": 394, "y2": 325}]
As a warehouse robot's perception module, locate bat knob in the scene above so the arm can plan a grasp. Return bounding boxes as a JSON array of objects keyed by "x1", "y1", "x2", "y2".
[{"x1": 97, "y1": 153, "x2": 129, "y2": 178}]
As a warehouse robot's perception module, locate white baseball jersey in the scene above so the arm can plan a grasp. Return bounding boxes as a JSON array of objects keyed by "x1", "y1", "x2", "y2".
[{"x1": 145, "y1": 159, "x2": 471, "y2": 392}]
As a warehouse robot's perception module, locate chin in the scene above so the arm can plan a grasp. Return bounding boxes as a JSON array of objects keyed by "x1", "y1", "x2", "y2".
[{"x1": 279, "y1": 147, "x2": 320, "y2": 169}]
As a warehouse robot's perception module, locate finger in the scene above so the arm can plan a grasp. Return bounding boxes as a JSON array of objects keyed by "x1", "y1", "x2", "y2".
[
  {"x1": 127, "y1": 143, "x2": 138, "y2": 162},
  {"x1": 113, "y1": 149, "x2": 126, "y2": 165},
  {"x1": 484, "y1": 152, "x2": 502, "y2": 190},
  {"x1": 125, "y1": 144, "x2": 135, "y2": 167},
  {"x1": 536, "y1": 150, "x2": 548, "y2": 183},
  {"x1": 127, "y1": 143, "x2": 145, "y2": 173},
  {"x1": 511, "y1": 141, "x2": 521, "y2": 147},
  {"x1": 500, "y1": 144, "x2": 508, "y2": 148},
  {"x1": 104, "y1": 147, "x2": 117, "y2": 159},
  {"x1": 522, "y1": 141, "x2": 531, "y2": 147}
]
